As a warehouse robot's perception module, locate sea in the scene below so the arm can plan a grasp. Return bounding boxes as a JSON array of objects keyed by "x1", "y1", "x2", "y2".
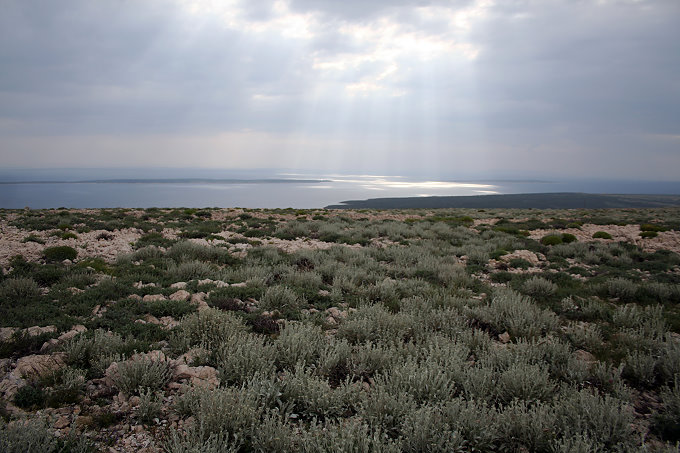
[{"x1": 1, "y1": 169, "x2": 679, "y2": 209}]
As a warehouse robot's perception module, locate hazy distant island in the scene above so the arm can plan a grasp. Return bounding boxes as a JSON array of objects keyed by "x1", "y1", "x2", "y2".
[{"x1": 327, "y1": 192, "x2": 680, "y2": 209}]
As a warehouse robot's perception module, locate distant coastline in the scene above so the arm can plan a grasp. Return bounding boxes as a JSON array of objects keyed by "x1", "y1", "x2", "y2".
[{"x1": 326, "y1": 193, "x2": 680, "y2": 209}]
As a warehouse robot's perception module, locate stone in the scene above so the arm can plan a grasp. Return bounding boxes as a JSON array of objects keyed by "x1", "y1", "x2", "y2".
[
  {"x1": 54, "y1": 415, "x2": 70, "y2": 429},
  {"x1": 57, "y1": 325, "x2": 87, "y2": 342},
  {"x1": 230, "y1": 282, "x2": 247, "y2": 287},
  {"x1": 173, "y1": 364, "x2": 219, "y2": 388},
  {"x1": 129, "y1": 294, "x2": 142, "y2": 301},
  {"x1": 0, "y1": 327, "x2": 17, "y2": 342},
  {"x1": 498, "y1": 332, "x2": 511, "y2": 344},
  {"x1": 574, "y1": 349, "x2": 597, "y2": 363},
  {"x1": 15, "y1": 353, "x2": 66, "y2": 379},
  {"x1": 500, "y1": 250, "x2": 541, "y2": 267},
  {"x1": 326, "y1": 316, "x2": 337, "y2": 326},
  {"x1": 169, "y1": 290, "x2": 190, "y2": 301},
  {"x1": 74, "y1": 416, "x2": 93, "y2": 429},
  {"x1": 25, "y1": 325, "x2": 57, "y2": 337},
  {"x1": 170, "y1": 281, "x2": 187, "y2": 289},
  {"x1": 143, "y1": 294, "x2": 166, "y2": 302}
]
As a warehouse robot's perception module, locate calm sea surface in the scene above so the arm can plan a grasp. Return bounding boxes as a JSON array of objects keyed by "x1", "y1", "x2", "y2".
[{"x1": 1, "y1": 174, "x2": 679, "y2": 209}]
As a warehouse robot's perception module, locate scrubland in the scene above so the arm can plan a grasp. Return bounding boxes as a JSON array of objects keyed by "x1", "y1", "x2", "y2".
[{"x1": 1, "y1": 206, "x2": 679, "y2": 452}]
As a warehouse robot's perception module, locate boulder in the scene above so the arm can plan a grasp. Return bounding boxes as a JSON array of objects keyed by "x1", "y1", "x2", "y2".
[
  {"x1": 15, "y1": 353, "x2": 66, "y2": 379},
  {"x1": 0, "y1": 327, "x2": 17, "y2": 342},
  {"x1": 25, "y1": 325, "x2": 57, "y2": 337},
  {"x1": 500, "y1": 250, "x2": 541, "y2": 267},
  {"x1": 169, "y1": 290, "x2": 191, "y2": 301},
  {"x1": 57, "y1": 325, "x2": 87, "y2": 342},
  {"x1": 170, "y1": 282, "x2": 187, "y2": 289},
  {"x1": 143, "y1": 294, "x2": 166, "y2": 302},
  {"x1": 173, "y1": 364, "x2": 219, "y2": 388}
]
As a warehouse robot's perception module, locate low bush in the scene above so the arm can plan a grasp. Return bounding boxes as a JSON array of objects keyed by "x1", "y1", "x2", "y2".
[
  {"x1": 111, "y1": 355, "x2": 173, "y2": 395},
  {"x1": 593, "y1": 231, "x2": 613, "y2": 239},
  {"x1": 522, "y1": 276, "x2": 557, "y2": 299},
  {"x1": 43, "y1": 246, "x2": 77, "y2": 262},
  {"x1": 0, "y1": 277, "x2": 40, "y2": 300},
  {"x1": 0, "y1": 417, "x2": 56, "y2": 453},
  {"x1": 541, "y1": 235, "x2": 563, "y2": 246},
  {"x1": 652, "y1": 378, "x2": 680, "y2": 442}
]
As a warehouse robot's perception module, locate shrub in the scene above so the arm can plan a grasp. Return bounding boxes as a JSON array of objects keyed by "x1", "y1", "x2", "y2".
[
  {"x1": 171, "y1": 308, "x2": 248, "y2": 352},
  {"x1": 163, "y1": 428, "x2": 240, "y2": 453},
  {"x1": 652, "y1": 378, "x2": 680, "y2": 442},
  {"x1": 561, "y1": 233, "x2": 578, "y2": 244},
  {"x1": 605, "y1": 278, "x2": 638, "y2": 301},
  {"x1": 21, "y1": 234, "x2": 44, "y2": 244},
  {"x1": 640, "y1": 231, "x2": 658, "y2": 239},
  {"x1": 469, "y1": 288, "x2": 559, "y2": 339},
  {"x1": 13, "y1": 384, "x2": 45, "y2": 409},
  {"x1": 260, "y1": 285, "x2": 305, "y2": 313},
  {"x1": 522, "y1": 276, "x2": 557, "y2": 299},
  {"x1": 173, "y1": 385, "x2": 260, "y2": 442},
  {"x1": 0, "y1": 418, "x2": 56, "y2": 453},
  {"x1": 43, "y1": 246, "x2": 77, "y2": 262},
  {"x1": 641, "y1": 223, "x2": 665, "y2": 232},
  {"x1": 213, "y1": 334, "x2": 277, "y2": 385},
  {"x1": 166, "y1": 260, "x2": 217, "y2": 281},
  {"x1": 555, "y1": 389, "x2": 635, "y2": 449},
  {"x1": 541, "y1": 235, "x2": 563, "y2": 246},
  {"x1": 136, "y1": 388, "x2": 163, "y2": 424},
  {"x1": 622, "y1": 350, "x2": 658, "y2": 388},
  {"x1": 593, "y1": 231, "x2": 612, "y2": 239},
  {"x1": 63, "y1": 329, "x2": 126, "y2": 370},
  {"x1": 111, "y1": 355, "x2": 173, "y2": 395},
  {"x1": 276, "y1": 322, "x2": 325, "y2": 369},
  {"x1": 0, "y1": 277, "x2": 40, "y2": 300}
]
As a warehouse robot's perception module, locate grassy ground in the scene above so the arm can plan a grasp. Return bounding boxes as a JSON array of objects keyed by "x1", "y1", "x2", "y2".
[{"x1": 1, "y1": 207, "x2": 679, "y2": 452}]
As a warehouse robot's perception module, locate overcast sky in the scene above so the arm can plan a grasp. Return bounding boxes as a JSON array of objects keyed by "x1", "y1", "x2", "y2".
[{"x1": 1, "y1": 0, "x2": 679, "y2": 180}]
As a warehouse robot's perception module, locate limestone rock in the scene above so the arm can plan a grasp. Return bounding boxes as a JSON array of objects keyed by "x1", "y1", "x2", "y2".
[
  {"x1": 574, "y1": 349, "x2": 597, "y2": 363},
  {"x1": 25, "y1": 325, "x2": 57, "y2": 337},
  {"x1": 498, "y1": 332, "x2": 511, "y2": 344},
  {"x1": 173, "y1": 364, "x2": 219, "y2": 388},
  {"x1": 15, "y1": 353, "x2": 66, "y2": 379},
  {"x1": 169, "y1": 290, "x2": 190, "y2": 301},
  {"x1": 143, "y1": 294, "x2": 166, "y2": 302},
  {"x1": 170, "y1": 282, "x2": 187, "y2": 289},
  {"x1": 500, "y1": 250, "x2": 541, "y2": 267},
  {"x1": 0, "y1": 327, "x2": 17, "y2": 342},
  {"x1": 57, "y1": 325, "x2": 87, "y2": 342}
]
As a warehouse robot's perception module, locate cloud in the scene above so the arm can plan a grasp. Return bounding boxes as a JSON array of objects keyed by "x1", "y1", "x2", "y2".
[{"x1": 0, "y1": 0, "x2": 679, "y2": 179}]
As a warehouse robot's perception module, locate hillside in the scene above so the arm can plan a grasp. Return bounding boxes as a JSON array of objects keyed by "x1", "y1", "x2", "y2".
[
  {"x1": 327, "y1": 192, "x2": 680, "y2": 209},
  {"x1": 1, "y1": 206, "x2": 679, "y2": 452}
]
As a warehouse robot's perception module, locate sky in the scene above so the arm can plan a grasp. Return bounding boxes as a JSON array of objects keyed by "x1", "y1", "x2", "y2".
[{"x1": 1, "y1": 0, "x2": 679, "y2": 180}]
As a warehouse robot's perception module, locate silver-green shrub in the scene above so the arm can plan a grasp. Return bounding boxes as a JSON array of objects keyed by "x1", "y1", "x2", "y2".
[
  {"x1": 0, "y1": 277, "x2": 40, "y2": 300},
  {"x1": 260, "y1": 285, "x2": 305, "y2": 312},
  {"x1": 112, "y1": 356, "x2": 173, "y2": 395},
  {"x1": 276, "y1": 321, "x2": 325, "y2": 369},
  {"x1": 468, "y1": 288, "x2": 559, "y2": 339},
  {"x1": 0, "y1": 418, "x2": 56, "y2": 453},
  {"x1": 555, "y1": 389, "x2": 635, "y2": 449},
  {"x1": 522, "y1": 276, "x2": 557, "y2": 299},
  {"x1": 136, "y1": 388, "x2": 163, "y2": 424},
  {"x1": 171, "y1": 308, "x2": 248, "y2": 352},
  {"x1": 213, "y1": 333, "x2": 277, "y2": 384}
]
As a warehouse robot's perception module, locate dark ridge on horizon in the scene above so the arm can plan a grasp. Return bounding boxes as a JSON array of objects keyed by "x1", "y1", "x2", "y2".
[
  {"x1": 326, "y1": 193, "x2": 680, "y2": 209},
  {"x1": 0, "y1": 178, "x2": 329, "y2": 185}
]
